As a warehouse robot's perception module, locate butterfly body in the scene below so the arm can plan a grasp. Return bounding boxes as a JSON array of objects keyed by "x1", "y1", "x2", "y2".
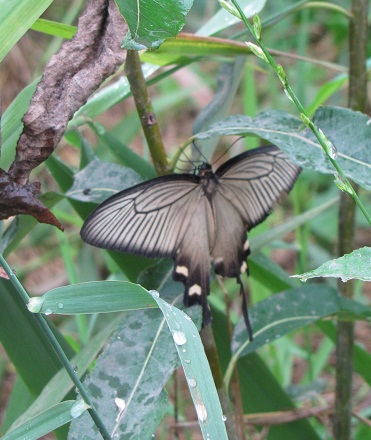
[{"x1": 81, "y1": 146, "x2": 300, "y2": 337}]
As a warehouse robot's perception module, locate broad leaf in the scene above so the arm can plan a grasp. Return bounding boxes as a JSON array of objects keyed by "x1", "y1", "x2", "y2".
[
  {"x1": 29, "y1": 281, "x2": 157, "y2": 315},
  {"x1": 116, "y1": 0, "x2": 194, "y2": 50},
  {"x1": 195, "y1": 106, "x2": 371, "y2": 190},
  {"x1": 66, "y1": 159, "x2": 142, "y2": 203},
  {"x1": 293, "y1": 247, "x2": 371, "y2": 282},
  {"x1": 151, "y1": 292, "x2": 228, "y2": 439},
  {"x1": 231, "y1": 285, "x2": 371, "y2": 359},
  {"x1": 0, "y1": 0, "x2": 53, "y2": 62},
  {"x1": 3, "y1": 401, "x2": 84, "y2": 440},
  {"x1": 68, "y1": 308, "x2": 179, "y2": 439}
]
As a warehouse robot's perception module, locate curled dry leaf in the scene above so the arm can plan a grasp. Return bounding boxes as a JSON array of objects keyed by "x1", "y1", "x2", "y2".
[
  {"x1": 0, "y1": 169, "x2": 63, "y2": 229},
  {"x1": 1, "y1": 0, "x2": 127, "y2": 227}
]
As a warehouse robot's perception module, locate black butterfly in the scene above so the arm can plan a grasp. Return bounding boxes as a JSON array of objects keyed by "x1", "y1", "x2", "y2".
[{"x1": 81, "y1": 145, "x2": 300, "y2": 339}]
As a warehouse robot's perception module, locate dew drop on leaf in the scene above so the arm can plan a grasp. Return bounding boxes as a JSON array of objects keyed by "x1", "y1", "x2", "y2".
[{"x1": 172, "y1": 330, "x2": 187, "y2": 346}]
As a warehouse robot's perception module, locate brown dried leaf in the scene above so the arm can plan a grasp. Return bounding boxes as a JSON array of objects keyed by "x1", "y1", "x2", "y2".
[
  {"x1": 0, "y1": 169, "x2": 63, "y2": 229},
  {"x1": 9, "y1": 0, "x2": 127, "y2": 184},
  {"x1": 1, "y1": 0, "x2": 127, "y2": 226}
]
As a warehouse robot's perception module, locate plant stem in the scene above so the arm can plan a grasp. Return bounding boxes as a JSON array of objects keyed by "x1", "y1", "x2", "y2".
[
  {"x1": 229, "y1": 0, "x2": 371, "y2": 226},
  {"x1": 125, "y1": 50, "x2": 168, "y2": 175},
  {"x1": 334, "y1": 0, "x2": 368, "y2": 438},
  {"x1": 0, "y1": 253, "x2": 112, "y2": 440}
]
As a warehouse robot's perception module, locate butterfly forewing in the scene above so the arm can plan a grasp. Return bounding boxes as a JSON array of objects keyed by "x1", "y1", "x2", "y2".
[{"x1": 81, "y1": 175, "x2": 202, "y2": 258}]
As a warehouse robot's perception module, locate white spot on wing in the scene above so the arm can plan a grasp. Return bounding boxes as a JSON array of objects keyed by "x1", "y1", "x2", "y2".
[
  {"x1": 175, "y1": 265, "x2": 189, "y2": 277},
  {"x1": 214, "y1": 257, "x2": 223, "y2": 265},
  {"x1": 189, "y1": 284, "x2": 202, "y2": 296},
  {"x1": 243, "y1": 239, "x2": 250, "y2": 251},
  {"x1": 240, "y1": 261, "x2": 247, "y2": 273}
]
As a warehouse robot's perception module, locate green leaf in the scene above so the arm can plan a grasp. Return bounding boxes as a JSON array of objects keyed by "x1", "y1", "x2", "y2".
[
  {"x1": 197, "y1": 0, "x2": 267, "y2": 36},
  {"x1": 30, "y1": 18, "x2": 77, "y2": 39},
  {"x1": 231, "y1": 285, "x2": 371, "y2": 358},
  {"x1": 66, "y1": 159, "x2": 142, "y2": 203},
  {"x1": 116, "y1": 0, "x2": 194, "y2": 50},
  {"x1": 29, "y1": 281, "x2": 158, "y2": 315},
  {"x1": 151, "y1": 292, "x2": 228, "y2": 439},
  {"x1": 293, "y1": 247, "x2": 371, "y2": 282},
  {"x1": 211, "y1": 308, "x2": 321, "y2": 440},
  {"x1": 68, "y1": 308, "x2": 179, "y2": 439},
  {"x1": 0, "y1": 279, "x2": 74, "y2": 394},
  {"x1": 10, "y1": 316, "x2": 122, "y2": 430},
  {"x1": 251, "y1": 198, "x2": 338, "y2": 253},
  {"x1": 2, "y1": 400, "x2": 83, "y2": 440},
  {"x1": 141, "y1": 34, "x2": 250, "y2": 65},
  {"x1": 0, "y1": 0, "x2": 53, "y2": 62},
  {"x1": 195, "y1": 106, "x2": 371, "y2": 191},
  {"x1": 0, "y1": 81, "x2": 37, "y2": 170},
  {"x1": 89, "y1": 122, "x2": 157, "y2": 179}
]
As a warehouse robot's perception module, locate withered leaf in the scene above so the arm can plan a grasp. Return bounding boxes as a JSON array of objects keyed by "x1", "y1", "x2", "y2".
[
  {"x1": 1, "y1": 0, "x2": 127, "y2": 227},
  {"x1": 0, "y1": 169, "x2": 63, "y2": 229}
]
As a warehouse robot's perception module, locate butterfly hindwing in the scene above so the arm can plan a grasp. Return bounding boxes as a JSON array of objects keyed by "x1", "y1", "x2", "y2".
[{"x1": 216, "y1": 146, "x2": 300, "y2": 229}]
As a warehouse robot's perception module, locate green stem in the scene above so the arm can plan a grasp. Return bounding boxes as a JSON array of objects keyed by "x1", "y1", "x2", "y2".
[
  {"x1": 0, "y1": 253, "x2": 112, "y2": 440},
  {"x1": 229, "y1": 0, "x2": 371, "y2": 226},
  {"x1": 334, "y1": 0, "x2": 369, "y2": 437},
  {"x1": 125, "y1": 50, "x2": 169, "y2": 176}
]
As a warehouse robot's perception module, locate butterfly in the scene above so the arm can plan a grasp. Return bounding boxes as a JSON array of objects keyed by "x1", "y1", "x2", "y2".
[{"x1": 81, "y1": 145, "x2": 300, "y2": 339}]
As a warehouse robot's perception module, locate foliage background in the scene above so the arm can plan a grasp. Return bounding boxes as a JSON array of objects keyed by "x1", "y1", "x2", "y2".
[{"x1": 0, "y1": 0, "x2": 370, "y2": 439}]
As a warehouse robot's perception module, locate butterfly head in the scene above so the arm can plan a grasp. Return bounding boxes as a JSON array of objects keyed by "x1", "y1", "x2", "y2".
[{"x1": 196, "y1": 162, "x2": 213, "y2": 178}]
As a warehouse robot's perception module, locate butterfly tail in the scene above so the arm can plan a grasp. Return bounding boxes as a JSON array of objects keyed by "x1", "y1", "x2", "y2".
[{"x1": 237, "y1": 275, "x2": 253, "y2": 341}]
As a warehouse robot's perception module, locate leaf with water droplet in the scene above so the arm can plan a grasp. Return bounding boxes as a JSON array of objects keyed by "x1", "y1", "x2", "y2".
[{"x1": 292, "y1": 247, "x2": 371, "y2": 283}]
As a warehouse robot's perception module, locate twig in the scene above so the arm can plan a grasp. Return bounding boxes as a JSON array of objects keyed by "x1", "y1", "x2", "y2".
[
  {"x1": 334, "y1": 0, "x2": 369, "y2": 437},
  {"x1": 124, "y1": 50, "x2": 168, "y2": 175},
  {"x1": 228, "y1": 0, "x2": 371, "y2": 226}
]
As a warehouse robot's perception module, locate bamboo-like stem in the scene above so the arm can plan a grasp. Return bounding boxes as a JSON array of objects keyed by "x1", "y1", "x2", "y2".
[
  {"x1": 124, "y1": 50, "x2": 168, "y2": 176},
  {"x1": 200, "y1": 325, "x2": 239, "y2": 440},
  {"x1": 229, "y1": 0, "x2": 371, "y2": 226},
  {"x1": 0, "y1": 253, "x2": 112, "y2": 440},
  {"x1": 334, "y1": 0, "x2": 368, "y2": 437}
]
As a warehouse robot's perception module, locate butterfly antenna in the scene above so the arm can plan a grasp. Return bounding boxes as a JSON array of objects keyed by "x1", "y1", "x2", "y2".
[
  {"x1": 237, "y1": 275, "x2": 253, "y2": 341},
  {"x1": 213, "y1": 136, "x2": 245, "y2": 165},
  {"x1": 192, "y1": 141, "x2": 209, "y2": 163}
]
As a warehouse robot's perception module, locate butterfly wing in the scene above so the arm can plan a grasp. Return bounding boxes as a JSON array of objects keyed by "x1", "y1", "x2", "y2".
[
  {"x1": 211, "y1": 145, "x2": 300, "y2": 279},
  {"x1": 81, "y1": 174, "x2": 216, "y2": 322}
]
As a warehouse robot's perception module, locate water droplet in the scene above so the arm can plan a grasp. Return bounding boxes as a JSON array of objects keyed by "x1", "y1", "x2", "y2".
[
  {"x1": 115, "y1": 397, "x2": 126, "y2": 411},
  {"x1": 149, "y1": 290, "x2": 159, "y2": 298},
  {"x1": 27, "y1": 297, "x2": 44, "y2": 313},
  {"x1": 182, "y1": 348, "x2": 186, "y2": 353},
  {"x1": 172, "y1": 330, "x2": 187, "y2": 346},
  {"x1": 329, "y1": 143, "x2": 337, "y2": 159},
  {"x1": 72, "y1": 365, "x2": 78, "y2": 373},
  {"x1": 222, "y1": 414, "x2": 227, "y2": 422},
  {"x1": 195, "y1": 402, "x2": 208, "y2": 422},
  {"x1": 58, "y1": 302, "x2": 64, "y2": 309},
  {"x1": 184, "y1": 359, "x2": 191, "y2": 364},
  {"x1": 184, "y1": 313, "x2": 192, "y2": 321},
  {"x1": 115, "y1": 397, "x2": 126, "y2": 422},
  {"x1": 44, "y1": 308, "x2": 53, "y2": 315},
  {"x1": 187, "y1": 378, "x2": 197, "y2": 388}
]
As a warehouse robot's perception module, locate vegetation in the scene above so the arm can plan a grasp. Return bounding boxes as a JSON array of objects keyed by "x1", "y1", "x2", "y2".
[{"x1": 0, "y1": 0, "x2": 370, "y2": 439}]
